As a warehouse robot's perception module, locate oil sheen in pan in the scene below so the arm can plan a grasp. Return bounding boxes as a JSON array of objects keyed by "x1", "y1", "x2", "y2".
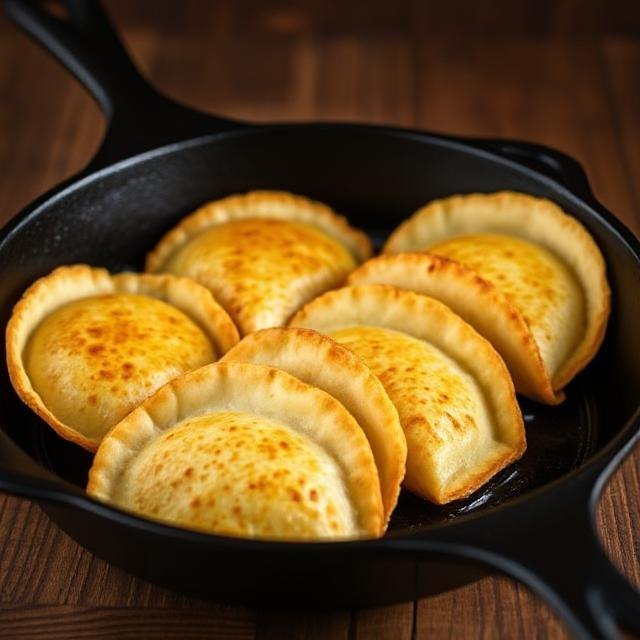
[{"x1": 27, "y1": 372, "x2": 599, "y2": 533}]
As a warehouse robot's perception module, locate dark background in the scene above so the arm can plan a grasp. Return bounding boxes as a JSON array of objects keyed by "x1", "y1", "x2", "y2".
[
  {"x1": 1, "y1": 0, "x2": 640, "y2": 228},
  {"x1": 0, "y1": 1, "x2": 639, "y2": 638}
]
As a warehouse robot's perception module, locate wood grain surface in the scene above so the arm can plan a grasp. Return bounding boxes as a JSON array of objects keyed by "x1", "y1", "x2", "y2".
[{"x1": 0, "y1": 1, "x2": 639, "y2": 638}]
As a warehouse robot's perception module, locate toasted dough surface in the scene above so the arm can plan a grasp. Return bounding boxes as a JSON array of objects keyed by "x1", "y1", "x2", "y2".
[
  {"x1": 88, "y1": 362, "x2": 384, "y2": 540},
  {"x1": 290, "y1": 284, "x2": 525, "y2": 504},
  {"x1": 156, "y1": 219, "x2": 356, "y2": 335},
  {"x1": 110, "y1": 411, "x2": 357, "y2": 539},
  {"x1": 146, "y1": 191, "x2": 373, "y2": 335},
  {"x1": 430, "y1": 234, "x2": 585, "y2": 380},
  {"x1": 25, "y1": 293, "x2": 214, "y2": 441},
  {"x1": 348, "y1": 252, "x2": 557, "y2": 403},
  {"x1": 221, "y1": 327, "x2": 406, "y2": 523},
  {"x1": 147, "y1": 190, "x2": 372, "y2": 268},
  {"x1": 383, "y1": 191, "x2": 610, "y2": 396},
  {"x1": 6, "y1": 265, "x2": 239, "y2": 451}
]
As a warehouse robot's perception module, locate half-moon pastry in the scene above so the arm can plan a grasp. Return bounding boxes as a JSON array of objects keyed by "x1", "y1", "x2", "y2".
[
  {"x1": 383, "y1": 191, "x2": 610, "y2": 404},
  {"x1": 348, "y1": 252, "x2": 561, "y2": 403},
  {"x1": 290, "y1": 284, "x2": 526, "y2": 504},
  {"x1": 6, "y1": 264, "x2": 239, "y2": 451},
  {"x1": 87, "y1": 362, "x2": 384, "y2": 540},
  {"x1": 146, "y1": 191, "x2": 372, "y2": 335},
  {"x1": 220, "y1": 327, "x2": 406, "y2": 523}
]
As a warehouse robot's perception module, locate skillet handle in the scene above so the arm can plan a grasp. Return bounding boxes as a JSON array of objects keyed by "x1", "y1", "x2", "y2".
[
  {"x1": 472, "y1": 138, "x2": 594, "y2": 199},
  {"x1": 408, "y1": 457, "x2": 640, "y2": 640},
  {"x1": 0, "y1": 429, "x2": 86, "y2": 503},
  {"x1": 2, "y1": 0, "x2": 242, "y2": 170}
]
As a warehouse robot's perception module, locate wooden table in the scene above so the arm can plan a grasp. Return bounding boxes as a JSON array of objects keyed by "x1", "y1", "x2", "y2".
[{"x1": 1, "y1": 2, "x2": 639, "y2": 638}]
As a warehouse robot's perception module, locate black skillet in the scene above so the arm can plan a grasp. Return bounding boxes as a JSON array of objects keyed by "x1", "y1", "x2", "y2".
[{"x1": 1, "y1": 1, "x2": 639, "y2": 638}]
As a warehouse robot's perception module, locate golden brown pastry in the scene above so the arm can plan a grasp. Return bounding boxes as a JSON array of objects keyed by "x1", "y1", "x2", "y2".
[
  {"x1": 146, "y1": 191, "x2": 372, "y2": 335},
  {"x1": 220, "y1": 327, "x2": 406, "y2": 523},
  {"x1": 347, "y1": 252, "x2": 564, "y2": 403},
  {"x1": 290, "y1": 284, "x2": 526, "y2": 505},
  {"x1": 87, "y1": 362, "x2": 384, "y2": 540},
  {"x1": 382, "y1": 192, "x2": 610, "y2": 404},
  {"x1": 6, "y1": 265, "x2": 239, "y2": 451}
]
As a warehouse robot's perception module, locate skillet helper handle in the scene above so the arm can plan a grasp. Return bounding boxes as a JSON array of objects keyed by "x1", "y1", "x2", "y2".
[
  {"x1": 415, "y1": 470, "x2": 640, "y2": 640},
  {"x1": 474, "y1": 138, "x2": 594, "y2": 199},
  {"x1": 3, "y1": 0, "x2": 240, "y2": 169}
]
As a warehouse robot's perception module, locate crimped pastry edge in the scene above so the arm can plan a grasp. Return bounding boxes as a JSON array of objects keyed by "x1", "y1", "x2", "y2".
[
  {"x1": 290, "y1": 284, "x2": 526, "y2": 504},
  {"x1": 6, "y1": 264, "x2": 240, "y2": 452},
  {"x1": 87, "y1": 361, "x2": 384, "y2": 540},
  {"x1": 383, "y1": 191, "x2": 610, "y2": 396},
  {"x1": 145, "y1": 190, "x2": 373, "y2": 273},
  {"x1": 347, "y1": 252, "x2": 560, "y2": 404},
  {"x1": 221, "y1": 326, "x2": 406, "y2": 524}
]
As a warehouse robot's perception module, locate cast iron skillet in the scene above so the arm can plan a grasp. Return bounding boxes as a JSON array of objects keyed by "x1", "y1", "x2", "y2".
[{"x1": 2, "y1": 1, "x2": 639, "y2": 638}]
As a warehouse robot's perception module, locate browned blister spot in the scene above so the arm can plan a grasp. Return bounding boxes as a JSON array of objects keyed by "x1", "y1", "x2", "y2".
[
  {"x1": 88, "y1": 344, "x2": 105, "y2": 356},
  {"x1": 121, "y1": 362, "x2": 135, "y2": 380}
]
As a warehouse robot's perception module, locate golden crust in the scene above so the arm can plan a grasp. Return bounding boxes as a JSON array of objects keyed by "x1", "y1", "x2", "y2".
[
  {"x1": 347, "y1": 252, "x2": 559, "y2": 404},
  {"x1": 109, "y1": 271, "x2": 239, "y2": 356},
  {"x1": 147, "y1": 217, "x2": 358, "y2": 336},
  {"x1": 87, "y1": 362, "x2": 384, "y2": 540},
  {"x1": 6, "y1": 265, "x2": 239, "y2": 451},
  {"x1": 144, "y1": 192, "x2": 372, "y2": 335},
  {"x1": 220, "y1": 327, "x2": 406, "y2": 524},
  {"x1": 290, "y1": 284, "x2": 526, "y2": 504},
  {"x1": 146, "y1": 190, "x2": 372, "y2": 269},
  {"x1": 383, "y1": 191, "x2": 610, "y2": 397}
]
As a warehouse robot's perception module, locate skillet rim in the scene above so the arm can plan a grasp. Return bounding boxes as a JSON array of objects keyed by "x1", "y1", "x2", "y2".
[{"x1": 1, "y1": 120, "x2": 639, "y2": 550}]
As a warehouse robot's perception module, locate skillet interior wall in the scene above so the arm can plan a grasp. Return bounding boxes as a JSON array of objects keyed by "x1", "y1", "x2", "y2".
[{"x1": 0, "y1": 127, "x2": 638, "y2": 464}]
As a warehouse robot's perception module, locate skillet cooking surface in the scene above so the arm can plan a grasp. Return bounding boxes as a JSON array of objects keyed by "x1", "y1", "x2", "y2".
[{"x1": 0, "y1": 125, "x2": 631, "y2": 526}]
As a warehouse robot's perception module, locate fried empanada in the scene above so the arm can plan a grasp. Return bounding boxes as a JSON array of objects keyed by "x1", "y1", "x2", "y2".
[
  {"x1": 290, "y1": 284, "x2": 525, "y2": 504},
  {"x1": 146, "y1": 191, "x2": 372, "y2": 335},
  {"x1": 6, "y1": 265, "x2": 239, "y2": 451},
  {"x1": 348, "y1": 252, "x2": 558, "y2": 403},
  {"x1": 220, "y1": 327, "x2": 406, "y2": 523},
  {"x1": 87, "y1": 362, "x2": 384, "y2": 540},
  {"x1": 383, "y1": 192, "x2": 610, "y2": 403}
]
